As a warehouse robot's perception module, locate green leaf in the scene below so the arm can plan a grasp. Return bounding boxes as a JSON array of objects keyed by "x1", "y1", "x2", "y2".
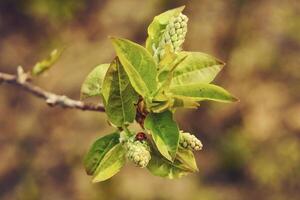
[
  {"x1": 80, "y1": 64, "x2": 110, "y2": 99},
  {"x1": 172, "y1": 96, "x2": 199, "y2": 109},
  {"x1": 147, "y1": 153, "x2": 190, "y2": 179},
  {"x1": 157, "y1": 45, "x2": 177, "y2": 71},
  {"x1": 150, "y1": 99, "x2": 173, "y2": 113},
  {"x1": 154, "y1": 53, "x2": 188, "y2": 97},
  {"x1": 170, "y1": 83, "x2": 238, "y2": 103},
  {"x1": 32, "y1": 48, "x2": 64, "y2": 76},
  {"x1": 171, "y1": 51, "x2": 225, "y2": 86},
  {"x1": 111, "y1": 37, "x2": 157, "y2": 98},
  {"x1": 102, "y1": 58, "x2": 139, "y2": 127},
  {"x1": 157, "y1": 52, "x2": 187, "y2": 83},
  {"x1": 83, "y1": 132, "x2": 120, "y2": 175},
  {"x1": 176, "y1": 147, "x2": 198, "y2": 172},
  {"x1": 150, "y1": 95, "x2": 200, "y2": 113},
  {"x1": 144, "y1": 110, "x2": 180, "y2": 161},
  {"x1": 92, "y1": 143, "x2": 126, "y2": 182},
  {"x1": 146, "y1": 6, "x2": 185, "y2": 55}
]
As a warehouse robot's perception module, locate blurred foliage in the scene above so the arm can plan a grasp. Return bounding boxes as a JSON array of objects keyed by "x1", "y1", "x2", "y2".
[
  {"x1": 0, "y1": 0, "x2": 299, "y2": 200},
  {"x1": 31, "y1": 48, "x2": 64, "y2": 76},
  {"x1": 26, "y1": 0, "x2": 85, "y2": 23}
]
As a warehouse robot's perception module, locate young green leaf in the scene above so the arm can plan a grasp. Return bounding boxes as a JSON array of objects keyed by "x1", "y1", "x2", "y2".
[
  {"x1": 83, "y1": 132, "x2": 120, "y2": 175},
  {"x1": 111, "y1": 37, "x2": 157, "y2": 98},
  {"x1": 146, "y1": 6, "x2": 185, "y2": 55},
  {"x1": 92, "y1": 143, "x2": 126, "y2": 182},
  {"x1": 154, "y1": 54, "x2": 188, "y2": 97},
  {"x1": 150, "y1": 98, "x2": 173, "y2": 113},
  {"x1": 80, "y1": 64, "x2": 110, "y2": 99},
  {"x1": 101, "y1": 58, "x2": 139, "y2": 127},
  {"x1": 172, "y1": 95, "x2": 199, "y2": 109},
  {"x1": 176, "y1": 146, "x2": 198, "y2": 172},
  {"x1": 32, "y1": 48, "x2": 64, "y2": 76},
  {"x1": 147, "y1": 153, "x2": 190, "y2": 179},
  {"x1": 170, "y1": 83, "x2": 238, "y2": 103},
  {"x1": 157, "y1": 45, "x2": 177, "y2": 70},
  {"x1": 150, "y1": 94, "x2": 200, "y2": 113},
  {"x1": 171, "y1": 51, "x2": 225, "y2": 86},
  {"x1": 144, "y1": 110, "x2": 180, "y2": 161}
]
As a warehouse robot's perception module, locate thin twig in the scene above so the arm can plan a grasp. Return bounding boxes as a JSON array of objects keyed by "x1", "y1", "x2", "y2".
[{"x1": 0, "y1": 70, "x2": 105, "y2": 112}]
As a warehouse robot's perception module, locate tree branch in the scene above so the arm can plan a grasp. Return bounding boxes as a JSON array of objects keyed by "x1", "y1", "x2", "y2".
[{"x1": 0, "y1": 70, "x2": 105, "y2": 112}]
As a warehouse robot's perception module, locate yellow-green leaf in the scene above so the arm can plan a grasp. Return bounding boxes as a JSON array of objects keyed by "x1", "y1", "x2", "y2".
[
  {"x1": 83, "y1": 132, "x2": 120, "y2": 175},
  {"x1": 92, "y1": 143, "x2": 126, "y2": 182},
  {"x1": 111, "y1": 37, "x2": 157, "y2": 98},
  {"x1": 80, "y1": 63, "x2": 110, "y2": 99},
  {"x1": 32, "y1": 48, "x2": 64, "y2": 76},
  {"x1": 102, "y1": 58, "x2": 138, "y2": 127},
  {"x1": 144, "y1": 111, "x2": 180, "y2": 161},
  {"x1": 170, "y1": 83, "x2": 238, "y2": 103},
  {"x1": 172, "y1": 95, "x2": 199, "y2": 109},
  {"x1": 147, "y1": 153, "x2": 190, "y2": 179},
  {"x1": 176, "y1": 146, "x2": 198, "y2": 172},
  {"x1": 171, "y1": 51, "x2": 225, "y2": 86}
]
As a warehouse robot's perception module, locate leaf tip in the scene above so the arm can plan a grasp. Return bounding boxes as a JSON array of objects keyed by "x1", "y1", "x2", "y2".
[
  {"x1": 108, "y1": 36, "x2": 120, "y2": 43},
  {"x1": 179, "y1": 5, "x2": 186, "y2": 10},
  {"x1": 91, "y1": 177, "x2": 100, "y2": 183},
  {"x1": 228, "y1": 94, "x2": 239, "y2": 102}
]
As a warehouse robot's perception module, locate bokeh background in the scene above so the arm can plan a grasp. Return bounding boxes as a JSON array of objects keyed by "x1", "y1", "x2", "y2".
[{"x1": 1, "y1": 0, "x2": 300, "y2": 199}]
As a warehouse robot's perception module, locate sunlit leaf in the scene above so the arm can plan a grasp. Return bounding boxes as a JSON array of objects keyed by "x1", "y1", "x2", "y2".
[
  {"x1": 171, "y1": 51, "x2": 225, "y2": 86},
  {"x1": 83, "y1": 132, "x2": 120, "y2": 175},
  {"x1": 157, "y1": 45, "x2": 177, "y2": 71},
  {"x1": 102, "y1": 58, "x2": 139, "y2": 127},
  {"x1": 147, "y1": 152, "x2": 190, "y2": 179},
  {"x1": 32, "y1": 48, "x2": 64, "y2": 76},
  {"x1": 111, "y1": 37, "x2": 157, "y2": 99},
  {"x1": 150, "y1": 98, "x2": 173, "y2": 113},
  {"x1": 172, "y1": 95, "x2": 199, "y2": 109},
  {"x1": 80, "y1": 63, "x2": 110, "y2": 99},
  {"x1": 170, "y1": 83, "x2": 238, "y2": 103},
  {"x1": 144, "y1": 110, "x2": 180, "y2": 161},
  {"x1": 155, "y1": 53, "x2": 188, "y2": 97},
  {"x1": 92, "y1": 143, "x2": 126, "y2": 182},
  {"x1": 176, "y1": 146, "x2": 198, "y2": 172}
]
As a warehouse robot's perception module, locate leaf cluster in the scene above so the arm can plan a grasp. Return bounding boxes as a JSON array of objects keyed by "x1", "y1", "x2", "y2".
[{"x1": 80, "y1": 6, "x2": 237, "y2": 182}]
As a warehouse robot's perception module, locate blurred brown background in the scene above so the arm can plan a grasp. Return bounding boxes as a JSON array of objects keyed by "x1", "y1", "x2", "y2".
[{"x1": 0, "y1": 0, "x2": 299, "y2": 199}]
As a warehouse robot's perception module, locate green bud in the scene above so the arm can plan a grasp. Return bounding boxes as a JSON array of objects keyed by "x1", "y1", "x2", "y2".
[
  {"x1": 171, "y1": 35, "x2": 178, "y2": 42},
  {"x1": 176, "y1": 28, "x2": 183, "y2": 34},
  {"x1": 154, "y1": 13, "x2": 188, "y2": 62},
  {"x1": 177, "y1": 16, "x2": 183, "y2": 23},
  {"x1": 173, "y1": 40, "x2": 182, "y2": 48},
  {"x1": 169, "y1": 28, "x2": 176, "y2": 36},
  {"x1": 174, "y1": 22, "x2": 181, "y2": 29},
  {"x1": 178, "y1": 34, "x2": 184, "y2": 40},
  {"x1": 165, "y1": 32, "x2": 171, "y2": 39},
  {"x1": 181, "y1": 14, "x2": 188, "y2": 22},
  {"x1": 179, "y1": 131, "x2": 203, "y2": 151},
  {"x1": 126, "y1": 140, "x2": 151, "y2": 168}
]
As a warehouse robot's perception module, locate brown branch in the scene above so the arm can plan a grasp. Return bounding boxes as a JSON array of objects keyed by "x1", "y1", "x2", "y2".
[{"x1": 0, "y1": 69, "x2": 105, "y2": 112}]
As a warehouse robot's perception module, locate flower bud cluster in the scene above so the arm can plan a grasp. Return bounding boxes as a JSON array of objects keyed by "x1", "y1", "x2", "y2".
[
  {"x1": 126, "y1": 137, "x2": 151, "y2": 168},
  {"x1": 179, "y1": 131, "x2": 203, "y2": 151},
  {"x1": 155, "y1": 13, "x2": 188, "y2": 60}
]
